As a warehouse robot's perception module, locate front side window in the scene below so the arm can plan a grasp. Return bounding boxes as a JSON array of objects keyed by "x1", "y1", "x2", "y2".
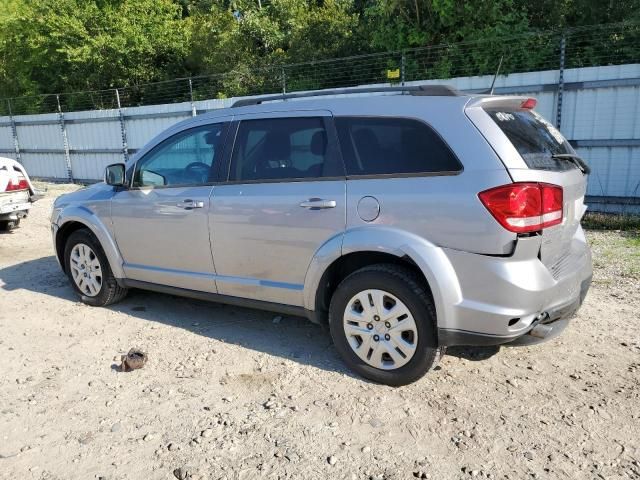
[
  {"x1": 229, "y1": 117, "x2": 339, "y2": 181},
  {"x1": 133, "y1": 123, "x2": 227, "y2": 187},
  {"x1": 335, "y1": 117, "x2": 462, "y2": 176}
]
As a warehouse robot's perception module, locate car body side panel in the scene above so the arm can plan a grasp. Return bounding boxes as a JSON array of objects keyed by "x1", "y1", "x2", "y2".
[
  {"x1": 111, "y1": 186, "x2": 218, "y2": 293},
  {"x1": 211, "y1": 180, "x2": 346, "y2": 306},
  {"x1": 209, "y1": 109, "x2": 346, "y2": 307},
  {"x1": 54, "y1": 203, "x2": 125, "y2": 278},
  {"x1": 345, "y1": 170, "x2": 515, "y2": 255},
  {"x1": 303, "y1": 226, "x2": 464, "y2": 328},
  {"x1": 328, "y1": 96, "x2": 517, "y2": 255}
]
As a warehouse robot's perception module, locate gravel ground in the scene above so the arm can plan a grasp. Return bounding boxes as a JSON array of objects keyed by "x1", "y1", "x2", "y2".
[{"x1": 0, "y1": 184, "x2": 639, "y2": 480}]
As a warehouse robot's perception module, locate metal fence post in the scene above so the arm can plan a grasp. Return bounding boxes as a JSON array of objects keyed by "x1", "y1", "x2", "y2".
[
  {"x1": 56, "y1": 94, "x2": 74, "y2": 182},
  {"x1": 188, "y1": 78, "x2": 196, "y2": 116},
  {"x1": 401, "y1": 51, "x2": 406, "y2": 86},
  {"x1": 282, "y1": 67, "x2": 287, "y2": 94},
  {"x1": 556, "y1": 32, "x2": 566, "y2": 129},
  {"x1": 115, "y1": 89, "x2": 129, "y2": 163},
  {"x1": 7, "y1": 99, "x2": 21, "y2": 164}
]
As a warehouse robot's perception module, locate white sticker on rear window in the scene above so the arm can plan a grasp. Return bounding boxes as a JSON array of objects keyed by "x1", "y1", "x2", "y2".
[
  {"x1": 531, "y1": 110, "x2": 565, "y2": 145},
  {"x1": 495, "y1": 112, "x2": 515, "y2": 121}
]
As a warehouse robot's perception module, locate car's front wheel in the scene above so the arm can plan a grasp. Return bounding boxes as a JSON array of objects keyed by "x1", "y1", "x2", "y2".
[
  {"x1": 64, "y1": 229, "x2": 127, "y2": 306},
  {"x1": 329, "y1": 264, "x2": 444, "y2": 386}
]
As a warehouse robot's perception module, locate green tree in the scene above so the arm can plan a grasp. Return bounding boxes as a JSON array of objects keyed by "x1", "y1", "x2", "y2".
[{"x1": 0, "y1": 0, "x2": 190, "y2": 99}]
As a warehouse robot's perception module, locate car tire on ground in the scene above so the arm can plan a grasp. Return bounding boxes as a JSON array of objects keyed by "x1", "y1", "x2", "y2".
[
  {"x1": 329, "y1": 264, "x2": 444, "y2": 386},
  {"x1": 64, "y1": 228, "x2": 128, "y2": 306},
  {"x1": 0, "y1": 219, "x2": 20, "y2": 231}
]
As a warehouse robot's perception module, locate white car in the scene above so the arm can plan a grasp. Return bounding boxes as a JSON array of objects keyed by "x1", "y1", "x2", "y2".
[{"x1": 0, "y1": 157, "x2": 43, "y2": 231}]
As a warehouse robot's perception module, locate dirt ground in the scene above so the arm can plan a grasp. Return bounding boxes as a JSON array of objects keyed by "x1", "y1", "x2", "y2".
[{"x1": 1, "y1": 184, "x2": 639, "y2": 480}]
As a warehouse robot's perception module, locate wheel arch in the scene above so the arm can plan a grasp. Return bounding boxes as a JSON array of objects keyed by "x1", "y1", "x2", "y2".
[
  {"x1": 55, "y1": 207, "x2": 125, "y2": 278},
  {"x1": 303, "y1": 226, "x2": 462, "y2": 328}
]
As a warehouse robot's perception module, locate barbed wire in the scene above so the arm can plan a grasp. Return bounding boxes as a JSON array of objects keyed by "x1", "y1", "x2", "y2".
[{"x1": 1, "y1": 21, "x2": 638, "y2": 117}]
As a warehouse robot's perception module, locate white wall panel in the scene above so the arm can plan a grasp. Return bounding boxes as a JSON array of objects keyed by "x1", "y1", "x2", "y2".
[
  {"x1": 20, "y1": 152, "x2": 68, "y2": 179},
  {"x1": 70, "y1": 152, "x2": 122, "y2": 181},
  {"x1": 125, "y1": 115, "x2": 190, "y2": 150},
  {"x1": 0, "y1": 125, "x2": 15, "y2": 151},
  {"x1": 579, "y1": 147, "x2": 640, "y2": 198},
  {"x1": 66, "y1": 120, "x2": 122, "y2": 150},
  {"x1": 16, "y1": 123, "x2": 63, "y2": 150}
]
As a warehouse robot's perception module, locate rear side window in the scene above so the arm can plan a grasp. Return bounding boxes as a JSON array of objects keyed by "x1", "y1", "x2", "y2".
[
  {"x1": 485, "y1": 109, "x2": 576, "y2": 171},
  {"x1": 229, "y1": 117, "x2": 341, "y2": 182},
  {"x1": 335, "y1": 117, "x2": 462, "y2": 176}
]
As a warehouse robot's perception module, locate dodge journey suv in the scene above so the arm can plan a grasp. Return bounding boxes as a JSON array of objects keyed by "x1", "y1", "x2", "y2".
[{"x1": 51, "y1": 86, "x2": 592, "y2": 386}]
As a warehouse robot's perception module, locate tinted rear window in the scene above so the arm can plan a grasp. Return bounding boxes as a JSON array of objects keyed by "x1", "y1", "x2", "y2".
[
  {"x1": 486, "y1": 109, "x2": 576, "y2": 171},
  {"x1": 335, "y1": 117, "x2": 462, "y2": 176}
]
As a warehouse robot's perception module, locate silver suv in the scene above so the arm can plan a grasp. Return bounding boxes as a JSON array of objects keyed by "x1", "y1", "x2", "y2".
[{"x1": 51, "y1": 86, "x2": 592, "y2": 386}]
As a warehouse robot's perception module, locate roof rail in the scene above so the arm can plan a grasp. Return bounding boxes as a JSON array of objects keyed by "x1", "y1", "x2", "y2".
[{"x1": 230, "y1": 85, "x2": 460, "y2": 108}]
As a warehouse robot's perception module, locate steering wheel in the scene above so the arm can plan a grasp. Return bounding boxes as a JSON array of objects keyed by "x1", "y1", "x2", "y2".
[{"x1": 185, "y1": 162, "x2": 211, "y2": 181}]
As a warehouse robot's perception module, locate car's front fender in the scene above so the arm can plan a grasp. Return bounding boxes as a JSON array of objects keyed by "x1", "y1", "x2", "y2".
[{"x1": 54, "y1": 205, "x2": 125, "y2": 279}]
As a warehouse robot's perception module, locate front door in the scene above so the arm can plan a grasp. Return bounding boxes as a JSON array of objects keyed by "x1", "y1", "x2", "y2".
[
  {"x1": 210, "y1": 113, "x2": 346, "y2": 306},
  {"x1": 111, "y1": 121, "x2": 229, "y2": 293}
]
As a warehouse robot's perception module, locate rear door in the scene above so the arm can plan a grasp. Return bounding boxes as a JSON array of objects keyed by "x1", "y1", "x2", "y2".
[
  {"x1": 209, "y1": 111, "x2": 346, "y2": 307},
  {"x1": 467, "y1": 98, "x2": 588, "y2": 271}
]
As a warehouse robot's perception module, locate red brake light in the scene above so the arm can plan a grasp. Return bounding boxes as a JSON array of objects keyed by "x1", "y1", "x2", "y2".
[
  {"x1": 520, "y1": 98, "x2": 537, "y2": 109},
  {"x1": 478, "y1": 183, "x2": 563, "y2": 233},
  {"x1": 6, "y1": 178, "x2": 29, "y2": 191}
]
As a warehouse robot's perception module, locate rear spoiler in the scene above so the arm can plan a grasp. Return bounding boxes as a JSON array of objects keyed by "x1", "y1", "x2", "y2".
[{"x1": 465, "y1": 95, "x2": 537, "y2": 111}]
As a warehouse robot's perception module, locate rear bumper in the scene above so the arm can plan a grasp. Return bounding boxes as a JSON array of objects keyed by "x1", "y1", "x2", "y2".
[
  {"x1": 0, "y1": 192, "x2": 31, "y2": 219},
  {"x1": 436, "y1": 227, "x2": 593, "y2": 347},
  {"x1": 438, "y1": 274, "x2": 591, "y2": 346}
]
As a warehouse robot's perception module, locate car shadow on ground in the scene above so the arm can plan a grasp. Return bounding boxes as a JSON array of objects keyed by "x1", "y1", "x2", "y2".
[{"x1": 0, "y1": 255, "x2": 500, "y2": 380}]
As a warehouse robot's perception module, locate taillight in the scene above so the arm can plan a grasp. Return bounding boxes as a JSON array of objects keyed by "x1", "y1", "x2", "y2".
[
  {"x1": 478, "y1": 183, "x2": 563, "y2": 233},
  {"x1": 5, "y1": 178, "x2": 29, "y2": 191}
]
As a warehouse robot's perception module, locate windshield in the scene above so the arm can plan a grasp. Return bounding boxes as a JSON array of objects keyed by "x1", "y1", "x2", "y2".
[{"x1": 485, "y1": 108, "x2": 577, "y2": 172}]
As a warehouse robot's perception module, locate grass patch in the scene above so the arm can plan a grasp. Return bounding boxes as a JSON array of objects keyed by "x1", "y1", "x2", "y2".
[
  {"x1": 587, "y1": 230, "x2": 640, "y2": 281},
  {"x1": 582, "y1": 212, "x2": 640, "y2": 232}
]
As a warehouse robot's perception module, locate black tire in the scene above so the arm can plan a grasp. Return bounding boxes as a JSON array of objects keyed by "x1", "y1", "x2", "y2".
[
  {"x1": 0, "y1": 218, "x2": 20, "y2": 231},
  {"x1": 64, "y1": 229, "x2": 128, "y2": 306},
  {"x1": 328, "y1": 264, "x2": 444, "y2": 386}
]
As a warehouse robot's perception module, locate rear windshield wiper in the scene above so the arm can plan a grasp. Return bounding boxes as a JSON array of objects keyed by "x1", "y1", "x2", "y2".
[{"x1": 551, "y1": 154, "x2": 591, "y2": 175}]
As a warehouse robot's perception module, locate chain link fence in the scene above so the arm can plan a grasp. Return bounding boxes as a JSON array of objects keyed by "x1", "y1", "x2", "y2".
[{"x1": 1, "y1": 22, "x2": 639, "y2": 117}]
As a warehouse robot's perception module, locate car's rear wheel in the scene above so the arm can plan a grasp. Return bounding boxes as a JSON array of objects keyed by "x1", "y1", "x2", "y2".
[
  {"x1": 64, "y1": 229, "x2": 127, "y2": 306},
  {"x1": 329, "y1": 264, "x2": 444, "y2": 386},
  {"x1": 0, "y1": 219, "x2": 20, "y2": 231}
]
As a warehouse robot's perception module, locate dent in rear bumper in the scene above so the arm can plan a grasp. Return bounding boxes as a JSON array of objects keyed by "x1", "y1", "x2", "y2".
[
  {"x1": 439, "y1": 274, "x2": 592, "y2": 346},
  {"x1": 436, "y1": 231, "x2": 592, "y2": 344}
]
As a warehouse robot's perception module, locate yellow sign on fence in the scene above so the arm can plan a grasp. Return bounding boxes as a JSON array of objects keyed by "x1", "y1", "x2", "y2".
[{"x1": 387, "y1": 68, "x2": 400, "y2": 79}]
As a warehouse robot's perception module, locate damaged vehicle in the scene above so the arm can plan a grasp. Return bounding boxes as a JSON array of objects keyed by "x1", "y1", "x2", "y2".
[
  {"x1": 0, "y1": 157, "x2": 43, "y2": 231},
  {"x1": 51, "y1": 86, "x2": 593, "y2": 386}
]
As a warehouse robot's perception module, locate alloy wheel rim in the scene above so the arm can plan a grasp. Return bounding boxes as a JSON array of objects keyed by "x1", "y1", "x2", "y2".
[
  {"x1": 70, "y1": 243, "x2": 102, "y2": 297},
  {"x1": 343, "y1": 289, "x2": 418, "y2": 370}
]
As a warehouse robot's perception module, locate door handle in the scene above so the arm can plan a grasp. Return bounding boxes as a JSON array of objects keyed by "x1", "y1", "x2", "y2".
[
  {"x1": 177, "y1": 199, "x2": 205, "y2": 209},
  {"x1": 299, "y1": 198, "x2": 337, "y2": 209}
]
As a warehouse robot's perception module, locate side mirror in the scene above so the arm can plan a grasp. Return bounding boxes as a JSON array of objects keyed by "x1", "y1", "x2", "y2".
[{"x1": 105, "y1": 163, "x2": 126, "y2": 187}]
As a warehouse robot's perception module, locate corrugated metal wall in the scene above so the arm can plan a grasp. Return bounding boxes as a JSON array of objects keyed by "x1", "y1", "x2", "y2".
[{"x1": 0, "y1": 64, "x2": 638, "y2": 212}]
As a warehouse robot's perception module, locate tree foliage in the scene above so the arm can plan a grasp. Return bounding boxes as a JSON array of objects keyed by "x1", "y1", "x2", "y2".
[{"x1": 0, "y1": 0, "x2": 638, "y2": 102}]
